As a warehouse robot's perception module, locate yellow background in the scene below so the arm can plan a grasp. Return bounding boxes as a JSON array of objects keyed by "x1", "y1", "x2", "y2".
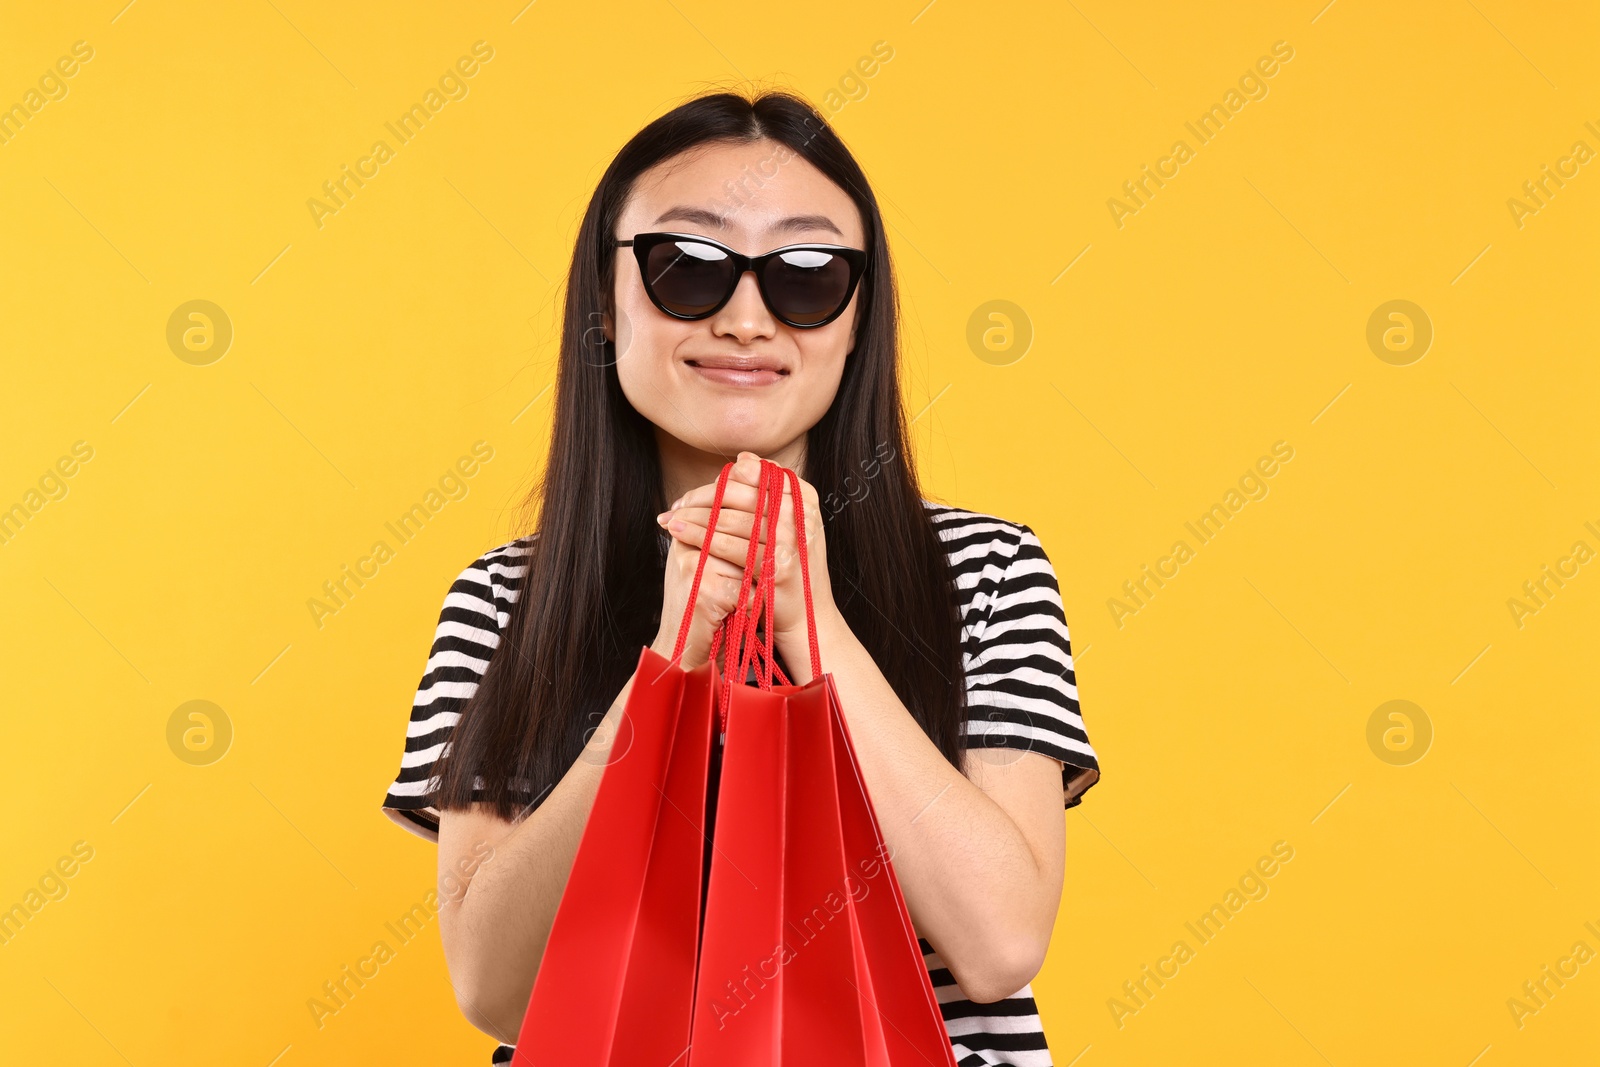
[{"x1": 2, "y1": 0, "x2": 1596, "y2": 1063}]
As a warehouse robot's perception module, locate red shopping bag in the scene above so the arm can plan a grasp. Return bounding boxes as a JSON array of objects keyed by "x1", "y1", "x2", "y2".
[
  {"x1": 512, "y1": 459, "x2": 784, "y2": 1065},
  {"x1": 514, "y1": 458, "x2": 954, "y2": 1066},
  {"x1": 688, "y1": 461, "x2": 957, "y2": 1067},
  {"x1": 510, "y1": 646, "x2": 717, "y2": 1066}
]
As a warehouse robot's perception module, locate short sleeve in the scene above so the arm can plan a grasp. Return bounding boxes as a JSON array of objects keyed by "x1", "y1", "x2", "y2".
[
  {"x1": 959, "y1": 522, "x2": 1100, "y2": 808},
  {"x1": 381, "y1": 537, "x2": 533, "y2": 842}
]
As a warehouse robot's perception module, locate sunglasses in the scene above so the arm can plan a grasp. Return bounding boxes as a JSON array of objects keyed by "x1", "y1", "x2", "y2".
[{"x1": 615, "y1": 231, "x2": 868, "y2": 329}]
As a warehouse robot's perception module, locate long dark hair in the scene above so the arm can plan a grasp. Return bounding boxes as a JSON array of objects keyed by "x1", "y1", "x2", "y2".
[{"x1": 433, "y1": 88, "x2": 970, "y2": 820}]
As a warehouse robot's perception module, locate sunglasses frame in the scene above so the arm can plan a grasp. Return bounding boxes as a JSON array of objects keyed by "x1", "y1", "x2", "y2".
[{"x1": 615, "y1": 231, "x2": 869, "y2": 329}]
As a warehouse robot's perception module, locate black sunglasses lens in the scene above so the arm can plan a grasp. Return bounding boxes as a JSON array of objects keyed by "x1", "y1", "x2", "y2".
[
  {"x1": 642, "y1": 238, "x2": 736, "y2": 318},
  {"x1": 762, "y1": 249, "x2": 854, "y2": 326}
]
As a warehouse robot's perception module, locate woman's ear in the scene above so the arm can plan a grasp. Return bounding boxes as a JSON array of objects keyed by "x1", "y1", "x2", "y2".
[{"x1": 598, "y1": 305, "x2": 633, "y2": 359}]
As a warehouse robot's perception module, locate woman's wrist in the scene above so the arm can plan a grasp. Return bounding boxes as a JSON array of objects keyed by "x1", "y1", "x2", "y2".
[{"x1": 775, "y1": 602, "x2": 849, "y2": 682}]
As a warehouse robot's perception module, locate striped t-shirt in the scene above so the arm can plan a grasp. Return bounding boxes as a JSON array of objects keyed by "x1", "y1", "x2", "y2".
[{"x1": 383, "y1": 501, "x2": 1101, "y2": 1066}]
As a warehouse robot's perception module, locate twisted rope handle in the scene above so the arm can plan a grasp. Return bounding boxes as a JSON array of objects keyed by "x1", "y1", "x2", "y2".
[
  {"x1": 670, "y1": 462, "x2": 736, "y2": 665},
  {"x1": 784, "y1": 464, "x2": 823, "y2": 680},
  {"x1": 734, "y1": 460, "x2": 784, "y2": 688},
  {"x1": 666, "y1": 458, "x2": 824, "y2": 727},
  {"x1": 725, "y1": 460, "x2": 824, "y2": 689},
  {"x1": 715, "y1": 462, "x2": 775, "y2": 720}
]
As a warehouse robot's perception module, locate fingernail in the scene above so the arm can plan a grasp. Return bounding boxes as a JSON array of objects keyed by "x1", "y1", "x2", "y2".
[{"x1": 656, "y1": 511, "x2": 669, "y2": 525}]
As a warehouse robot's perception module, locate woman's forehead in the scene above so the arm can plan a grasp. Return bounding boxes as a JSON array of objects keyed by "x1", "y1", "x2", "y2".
[{"x1": 622, "y1": 142, "x2": 863, "y2": 246}]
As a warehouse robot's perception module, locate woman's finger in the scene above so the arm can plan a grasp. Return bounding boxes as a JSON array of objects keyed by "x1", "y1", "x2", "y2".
[
  {"x1": 724, "y1": 450, "x2": 765, "y2": 487},
  {"x1": 696, "y1": 553, "x2": 746, "y2": 604},
  {"x1": 662, "y1": 506, "x2": 771, "y2": 543},
  {"x1": 666, "y1": 515, "x2": 760, "y2": 569},
  {"x1": 671, "y1": 477, "x2": 762, "y2": 515},
  {"x1": 668, "y1": 511, "x2": 793, "y2": 573},
  {"x1": 670, "y1": 451, "x2": 769, "y2": 510}
]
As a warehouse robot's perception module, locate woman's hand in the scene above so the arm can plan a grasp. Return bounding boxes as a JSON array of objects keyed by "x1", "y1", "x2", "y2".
[
  {"x1": 656, "y1": 450, "x2": 838, "y2": 671},
  {"x1": 650, "y1": 518, "x2": 748, "y2": 673}
]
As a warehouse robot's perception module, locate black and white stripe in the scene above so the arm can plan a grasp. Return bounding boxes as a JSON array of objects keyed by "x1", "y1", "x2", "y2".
[
  {"x1": 927, "y1": 502, "x2": 1099, "y2": 808},
  {"x1": 383, "y1": 502, "x2": 1099, "y2": 1066},
  {"x1": 383, "y1": 536, "x2": 534, "y2": 838}
]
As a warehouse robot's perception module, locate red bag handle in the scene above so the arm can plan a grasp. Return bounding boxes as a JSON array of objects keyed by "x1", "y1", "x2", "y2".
[
  {"x1": 724, "y1": 461, "x2": 823, "y2": 689},
  {"x1": 783, "y1": 464, "x2": 823, "y2": 679},
  {"x1": 740, "y1": 461, "x2": 789, "y2": 685},
  {"x1": 666, "y1": 459, "x2": 824, "y2": 722},
  {"x1": 715, "y1": 462, "x2": 777, "y2": 715},
  {"x1": 670, "y1": 461, "x2": 739, "y2": 665}
]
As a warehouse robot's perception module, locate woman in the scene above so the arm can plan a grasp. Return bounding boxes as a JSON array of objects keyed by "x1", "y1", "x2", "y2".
[{"x1": 382, "y1": 88, "x2": 1100, "y2": 1065}]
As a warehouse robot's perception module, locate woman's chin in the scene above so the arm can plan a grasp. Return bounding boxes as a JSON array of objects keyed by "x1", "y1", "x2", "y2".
[{"x1": 669, "y1": 426, "x2": 785, "y2": 460}]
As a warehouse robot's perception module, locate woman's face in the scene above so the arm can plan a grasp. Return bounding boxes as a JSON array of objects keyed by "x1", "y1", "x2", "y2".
[{"x1": 609, "y1": 138, "x2": 865, "y2": 463}]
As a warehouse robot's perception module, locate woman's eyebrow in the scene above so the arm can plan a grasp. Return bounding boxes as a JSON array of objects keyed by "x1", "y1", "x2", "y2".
[{"x1": 652, "y1": 205, "x2": 844, "y2": 238}]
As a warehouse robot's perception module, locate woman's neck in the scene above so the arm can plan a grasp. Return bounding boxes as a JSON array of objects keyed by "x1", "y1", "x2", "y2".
[{"x1": 656, "y1": 429, "x2": 806, "y2": 506}]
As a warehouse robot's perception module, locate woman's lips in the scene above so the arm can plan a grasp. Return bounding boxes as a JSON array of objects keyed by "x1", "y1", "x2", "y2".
[{"x1": 686, "y1": 361, "x2": 787, "y2": 386}]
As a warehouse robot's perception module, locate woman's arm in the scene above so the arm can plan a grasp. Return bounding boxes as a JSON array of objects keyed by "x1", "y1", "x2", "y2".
[
  {"x1": 437, "y1": 517, "x2": 750, "y2": 1040},
  {"x1": 435, "y1": 667, "x2": 638, "y2": 1042},
  {"x1": 779, "y1": 609, "x2": 1068, "y2": 1004}
]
